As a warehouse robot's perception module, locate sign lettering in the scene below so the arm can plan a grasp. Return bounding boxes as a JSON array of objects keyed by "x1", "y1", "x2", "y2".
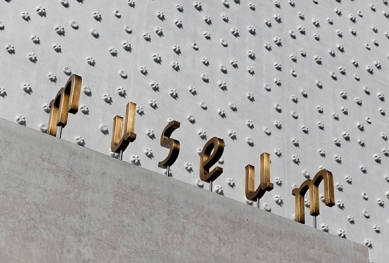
[
  {"x1": 292, "y1": 169, "x2": 335, "y2": 224},
  {"x1": 47, "y1": 74, "x2": 82, "y2": 136},
  {"x1": 45, "y1": 74, "x2": 337, "y2": 225},
  {"x1": 200, "y1": 137, "x2": 225, "y2": 182},
  {"x1": 245, "y1": 152, "x2": 273, "y2": 201},
  {"x1": 158, "y1": 120, "x2": 180, "y2": 169},
  {"x1": 111, "y1": 102, "x2": 137, "y2": 153}
]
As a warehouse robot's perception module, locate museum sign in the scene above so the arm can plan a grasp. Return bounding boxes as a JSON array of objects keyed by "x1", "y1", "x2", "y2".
[{"x1": 47, "y1": 74, "x2": 335, "y2": 225}]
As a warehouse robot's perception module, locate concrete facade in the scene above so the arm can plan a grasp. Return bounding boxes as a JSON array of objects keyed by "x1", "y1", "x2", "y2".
[
  {"x1": 1, "y1": 0, "x2": 388, "y2": 261},
  {"x1": 0, "y1": 118, "x2": 367, "y2": 262}
]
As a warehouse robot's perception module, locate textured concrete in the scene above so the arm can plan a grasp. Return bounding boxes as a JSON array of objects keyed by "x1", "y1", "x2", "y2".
[
  {"x1": 0, "y1": 118, "x2": 368, "y2": 263},
  {"x1": 1, "y1": 1, "x2": 389, "y2": 261}
]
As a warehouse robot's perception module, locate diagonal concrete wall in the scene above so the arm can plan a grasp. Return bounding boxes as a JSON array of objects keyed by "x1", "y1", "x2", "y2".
[{"x1": 0, "y1": 118, "x2": 367, "y2": 263}]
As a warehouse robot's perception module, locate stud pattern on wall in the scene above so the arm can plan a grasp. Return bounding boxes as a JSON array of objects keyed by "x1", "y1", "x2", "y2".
[{"x1": 0, "y1": 1, "x2": 389, "y2": 261}]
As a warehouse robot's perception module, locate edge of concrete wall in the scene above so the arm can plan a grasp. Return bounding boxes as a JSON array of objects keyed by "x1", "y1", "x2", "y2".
[{"x1": 0, "y1": 119, "x2": 368, "y2": 263}]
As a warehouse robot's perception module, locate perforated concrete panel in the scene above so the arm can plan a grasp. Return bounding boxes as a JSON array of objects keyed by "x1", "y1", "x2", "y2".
[{"x1": 0, "y1": 0, "x2": 388, "y2": 261}]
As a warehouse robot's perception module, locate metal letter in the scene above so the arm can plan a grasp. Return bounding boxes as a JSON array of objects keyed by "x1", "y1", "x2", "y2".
[
  {"x1": 245, "y1": 152, "x2": 273, "y2": 201},
  {"x1": 47, "y1": 74, "x2": 82, "y2": 136},
  {"x1": 292, "y1": 169, "x2": 335, "y2": 224},
  {"x1": 158, "y1": 120, "x2": 181, "y2": 168},
  {"x1": 111, "y1": 102, "x2": 137, "y2": 153},
  {"x1": 200, "y1": 137, "x2": 225, "y2": 182}
]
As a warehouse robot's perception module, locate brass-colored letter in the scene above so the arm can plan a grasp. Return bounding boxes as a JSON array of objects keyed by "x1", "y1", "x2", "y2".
[
  {"x1": 111, "y1": 102, "x2": 137, "y2": 153},
  {"x1": 292, "y1": 169, "x2": 335, "y2": 224},
  {"x1": 200, "y1": 137, "x2": 225, "y2": 182},
  {"x1": 158, "y1": 121, "x2": 181, "y2": 168},
  {"x1": 245, "y1": 152, "x2": 273, "y2": 201},
  {"x1": 47, "y1": 74, "x2": 82, "y2": 136}
]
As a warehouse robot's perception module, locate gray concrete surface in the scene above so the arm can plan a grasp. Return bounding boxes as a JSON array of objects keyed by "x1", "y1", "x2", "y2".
[
  {"x1": 0, "y1": 1, "x2": 388, "y2": 261},
  {"x1": 0, "y1": 118, "x2": 368, "y2": 263}
]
